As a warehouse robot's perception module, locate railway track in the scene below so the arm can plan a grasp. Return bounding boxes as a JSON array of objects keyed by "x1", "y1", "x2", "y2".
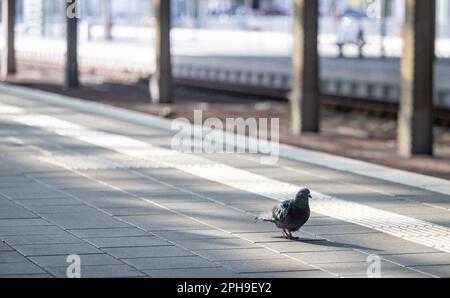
[{"x1": 175, "y1": 78, "x2": 450, "y2": 127}]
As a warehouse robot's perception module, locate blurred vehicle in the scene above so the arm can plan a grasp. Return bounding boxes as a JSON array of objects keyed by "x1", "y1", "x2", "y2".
[{"x1": 336, "y1": 9, "x2": 367, "y2": 57}]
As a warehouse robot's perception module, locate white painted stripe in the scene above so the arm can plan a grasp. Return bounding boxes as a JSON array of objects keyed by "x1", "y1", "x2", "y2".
[
  {"x1": 10, "y1": 113, "x2": 450, "y2": 254},
  {"x1": 0, "y1": 104, "x2": 25, "y2": 115}
]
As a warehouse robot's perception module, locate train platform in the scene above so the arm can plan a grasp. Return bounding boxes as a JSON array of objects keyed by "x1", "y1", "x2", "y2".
[{"x1": 1, "y1": 83, "x2": 450, "y2": 278}]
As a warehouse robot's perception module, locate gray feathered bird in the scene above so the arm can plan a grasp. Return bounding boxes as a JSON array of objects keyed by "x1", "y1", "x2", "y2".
[{"x1": 256, "y1": 188, "x2": 312, "y2": 240}]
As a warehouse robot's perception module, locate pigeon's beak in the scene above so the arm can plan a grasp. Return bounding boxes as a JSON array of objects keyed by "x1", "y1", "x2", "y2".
[{"x1": 308, "y1": 194, "x2": 312, "y2": 199}]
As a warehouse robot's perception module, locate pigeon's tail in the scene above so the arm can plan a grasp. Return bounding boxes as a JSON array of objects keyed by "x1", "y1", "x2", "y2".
[{"x1": 254, "y1": 213, "x2": 275, "y2": 223}]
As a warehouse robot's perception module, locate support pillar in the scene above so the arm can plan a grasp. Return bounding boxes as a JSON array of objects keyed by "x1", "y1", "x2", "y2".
[
  {"x1": 398, "y1": 0, "x2": 435, "y2": 157},
  {"x1": 64, "y1": 0, "x2": 80, "y2": 89},
  {"x1": 1, "y1": 0, "x2": 16, "y2": 78},
  {"x1": 150, "y1": 0, "x2": 172, "y2": 103},
  {"x1": 290, "y1": 0, "x2": 320, "y2": 135}
]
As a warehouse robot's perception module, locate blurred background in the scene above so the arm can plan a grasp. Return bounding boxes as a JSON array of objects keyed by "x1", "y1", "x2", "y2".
[
  {"x1": 0, "y1": 0, "x2": 450, "y2": 178},
  {"x1": 2, "y1": 0, "x2": 450, "y2": 56}
]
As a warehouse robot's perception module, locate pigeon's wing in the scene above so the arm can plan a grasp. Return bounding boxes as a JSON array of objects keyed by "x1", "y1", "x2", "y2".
[{"x1": 272, "y1": 200, "x2": 291, "y2": 222}]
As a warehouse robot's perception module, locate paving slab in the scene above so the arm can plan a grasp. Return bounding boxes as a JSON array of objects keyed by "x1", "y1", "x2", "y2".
[
  {"x1": 219, "y1": 258, "x2": 316, "y2": 274},
  {"x1": 80, "y1": 196, "x2": 154, "y2": 209},
  {"x1": 0, "y1": 225, "x2": 67, "y2": 237},
  {"x1": 0, "y1": 274, "x2": 54, "y2": 278},
  {"x1": 305, "y1": 217, "x2": 352, "y2": 227},
  {"x1": 0, "y1": 199, "x2": 24, "y2": 210},
  {"x1": 346, "y1": 272, "x2": 431, "y2": 278},
  {"x1": 261, "y1": 240, "x2": 352, "y2": 254},
  {"x1": 117, "y1": 214, "x2": 209, "y2": 231},
  {"x1": 235, "y1": 231, "x2": 321, "y2": 243},
  {"x1": 30, "y1": 254, "x2": 123, "y2": 267},
  {"x1": 0, "y1": 242, "x2": 14, "y2": 252},
  {"x1": 175, "y1": 238, "x2": 257, "y2": 251},
  {"x1": 409, "y1": 212, "x2": 450, "y2": 229},
  {"x1": 361, "y1": 202, "x2": 446, "y2": 216},
  {"x1": 144, "y1": 267, "x2": 240, "y2": 278},
  {"x1": 35, "y1": 178, "x2": 106, "y2": 189},
  {"x1": 409, "y1": 265, "x2": 450, "y2": 278},
  {"x1": 241, "y1": 270, "x2": 336, "y2": 278},
  {"x1": 85, "y1": 236, "x2": 172, "y2": 248},
  {"x1": 1, "y1": 234, "x2": 83, "y2": 245},
  {"x1": 68, "y1": 227, "x2": 149, "y2": 238},
  {"x1": 99, "y1": 180, "x2": 170, "y2": 192},
  {"x1": 1, "y1": 190, "x2": 70, "y2": 200},
  {"x1": 81, "y1": 169, "x2": 140, "y2": 180},
  {"x1": 317, "y1": 261, "x2": 426, "y2": 277},
  {"x1": 14, "y1": 243, "x2": 102, "y2": 257},
  {"x1": 0, "y1": 251, "x2": 29, "y2": 263},
  {"x1": 30, "y1": 205, "x2": 97, "y2": 214},
  {"x1": 302, "y1": 224, "x2": 380, "y2": 236},
  {"x1": 122, "y1": 256, "x2": 220, "y2": 270},
  {"x1": 42, "y1": 211, "x2": 130, "y2": 229},
  {"x1": 161, "y1": 201, "x2": 228, "y2": 211},
  {"x1": 18, "y1": 198, "x2": 84, "y2": 207},
  {"x1": 104, "y1": 246, "x2": 195, "y2": 259},
  {"x1": 0, "y1": 218, "x2": 51, "y2": 227},
  {"x1": 0, "y1": 209, "x2": 39, "y2": 220},
  {"x1": 382, "y1": 253, "x2": 450, "y2": 267},
  {"x1": 136, "y1": 192, "x2": 209, "y2": 204},
  {"x1": 102, "y1": 206, "x2": 172, "y2": 216},
  {"x1": 45, "y1": 264, "x2": 145, "y2": 278},
  {"x1": 325, "y1": 233, "x2": 440, "y2": 255},
  {"x1": 194, "y1": 248, "x2": 286, "y2": 262},
  {"x1": 288, "y1": 250, "x2": 371, "y2": 264},
  {"x1": 0, "y1": 262, "x2": 47, "y2": 276},
  {"x1": 152, "y1": 229, "x2": 236, "y2": 241}
]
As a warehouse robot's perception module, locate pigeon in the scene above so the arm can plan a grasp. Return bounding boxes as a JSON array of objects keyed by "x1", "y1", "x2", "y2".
[{"x1": 256, "y1": 188, "x2": 312, "y2": 240}]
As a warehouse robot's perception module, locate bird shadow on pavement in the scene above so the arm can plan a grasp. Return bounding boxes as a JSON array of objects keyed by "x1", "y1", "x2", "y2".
[{"x1": 271, "y1": 236, "x2": 381, "y2": 252}]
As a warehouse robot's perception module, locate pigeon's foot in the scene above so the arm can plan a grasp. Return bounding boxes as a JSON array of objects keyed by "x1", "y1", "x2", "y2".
[
  {"x1": 282, "y1": 230, "x2": 299, "y2": 240},
  {"x1": 287, "y1": 231, "x2": 299, "y2": 241}
]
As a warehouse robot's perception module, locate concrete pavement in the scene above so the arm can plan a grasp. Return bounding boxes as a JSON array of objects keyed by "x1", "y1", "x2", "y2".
[{"x1": 0, "y1": 84, "x2": 450, "y2": 278}]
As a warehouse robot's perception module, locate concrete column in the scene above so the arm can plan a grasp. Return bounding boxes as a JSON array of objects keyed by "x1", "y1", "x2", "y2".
[
  {"x1": 290, "y1": 0, "x2": 320, "y2": 135},
  {"x1": 398, "y1": 0, "x2": 435, "y2": 157},
  {"x1": 65, "y1": 0, "x2": 80, "y2": 89},
  {"x1": 150, "y1": 0, "x2": 172, "y2": 104},
  {"x1": 2, "y1": 0, "x2": 16, "y2": 78}
]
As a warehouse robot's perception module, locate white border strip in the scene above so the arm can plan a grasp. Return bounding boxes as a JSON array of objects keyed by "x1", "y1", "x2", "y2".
[{"x1": 1, "y1": 83, "x2": 449, "y2": 195}]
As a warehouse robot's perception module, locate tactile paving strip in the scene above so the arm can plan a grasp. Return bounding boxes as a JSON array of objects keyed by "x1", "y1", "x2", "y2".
[
  {"x1": 12, "y1": 113, "x2": 450, "y2": 254},
  {"x1": 39, "y1": 153, "x2": 171, "y2": 170}
]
